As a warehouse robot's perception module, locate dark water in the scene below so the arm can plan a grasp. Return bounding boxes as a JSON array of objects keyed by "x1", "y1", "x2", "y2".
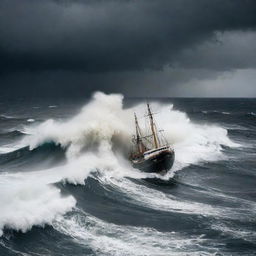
[{"x1": 0, "y1": 94, "x2": 256, "y2": 256}]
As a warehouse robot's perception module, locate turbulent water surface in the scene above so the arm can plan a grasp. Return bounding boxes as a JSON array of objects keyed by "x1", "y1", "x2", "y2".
[{"x1": 0, "y1": 92, "x2": 255, "y2": 256}]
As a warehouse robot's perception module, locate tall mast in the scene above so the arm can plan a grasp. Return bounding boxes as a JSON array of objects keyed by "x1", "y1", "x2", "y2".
[
  {"x1": 147, "y1": 103, "x2": 159, "y2": 149},
  {"x1": 134, "y1": 113, "x2": 143, "y2": 153}
]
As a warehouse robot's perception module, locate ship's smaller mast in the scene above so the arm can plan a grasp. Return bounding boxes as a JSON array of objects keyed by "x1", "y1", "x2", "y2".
[
  {"x1": 147, "y1": 103, "x2": 159, "y2": 149},
  {"x1": 134, "y1": 113, "x2": 144, "y2": 154}
]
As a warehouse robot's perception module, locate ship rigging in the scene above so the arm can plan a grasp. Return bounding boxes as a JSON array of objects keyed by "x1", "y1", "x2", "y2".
[{"x1": 130, "y1": 103, "x2": 175, "y2": 173}]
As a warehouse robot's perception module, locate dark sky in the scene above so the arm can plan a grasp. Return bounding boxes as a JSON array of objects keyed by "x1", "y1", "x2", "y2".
[{"x1": 1, "y1": 0, "x2": 256, "y2": 97}]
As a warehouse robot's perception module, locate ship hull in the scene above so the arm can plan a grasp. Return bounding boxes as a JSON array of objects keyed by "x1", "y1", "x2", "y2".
[{"x1": 132, "y1": 150, "x2": 175, "y2": 174}]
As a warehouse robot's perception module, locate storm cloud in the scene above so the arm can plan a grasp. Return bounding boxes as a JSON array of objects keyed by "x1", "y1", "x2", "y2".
[{"x1": 0, "y1": 0, "x2": 256, "y2": 97}]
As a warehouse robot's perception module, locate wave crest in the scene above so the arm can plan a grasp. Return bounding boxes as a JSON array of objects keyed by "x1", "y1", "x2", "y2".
[
  {"x1": 23, "y1": 92, "x2": 239, "y2": 172},
  {"x1": 0, "y1": 92, "x2": 240, "y2": 236}
]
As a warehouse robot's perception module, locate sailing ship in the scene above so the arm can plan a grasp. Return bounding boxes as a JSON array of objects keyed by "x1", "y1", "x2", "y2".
[{"x1": 130, "y1": 103, "x2": 175, "y2": 174}]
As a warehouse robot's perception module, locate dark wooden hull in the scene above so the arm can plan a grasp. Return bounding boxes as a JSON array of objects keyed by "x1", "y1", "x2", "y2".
[{"x1": 132, "y1": 150, "x2": 175, "y2": 174}]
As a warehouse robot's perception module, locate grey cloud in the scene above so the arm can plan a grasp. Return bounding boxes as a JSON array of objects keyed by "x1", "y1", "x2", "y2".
[
  {"x1": 1, "y1": 0, "x2": 256, "y2": 73},
  {"x1": 174, "y1": 31, "x2": 256, "y2": 70}
]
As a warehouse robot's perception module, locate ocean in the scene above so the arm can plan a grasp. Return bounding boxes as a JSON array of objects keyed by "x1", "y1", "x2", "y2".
[{"x1": 0, "y1": 92, "x2": 255, "y2": 256}]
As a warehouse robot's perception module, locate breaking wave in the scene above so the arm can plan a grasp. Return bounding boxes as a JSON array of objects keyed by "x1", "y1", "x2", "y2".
[
  {"x1": 0, "y1": 130, "x2": 26, "y2": 139},
  {"x1": 22, "y1": 92, "x2": 238, "y2": 169},
  {"x1": 0, "y1": 92, "x2": 239, "y2": 237}
]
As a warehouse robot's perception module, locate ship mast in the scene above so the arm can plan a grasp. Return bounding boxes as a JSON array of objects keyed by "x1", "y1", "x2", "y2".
[
  {"x1": 134, "y1": 113, "x2": 144, "y2": 154},
  {"x1": 147, "y1": 103, "x2": 159, "y2": 149}
]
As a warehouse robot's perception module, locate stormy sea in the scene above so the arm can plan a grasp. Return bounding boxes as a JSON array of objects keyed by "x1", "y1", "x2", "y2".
[{"x1": 0, "y1": 92, "x2": 255, "y2": 256}]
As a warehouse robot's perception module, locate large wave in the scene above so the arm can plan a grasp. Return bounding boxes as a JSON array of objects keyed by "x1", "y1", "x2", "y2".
[
  {"x1": 22, "y1": 92, "x2": 237, "y2": 170},
  {"x1": 0, "y1": 92, "x2": 239, "y2": 237}
]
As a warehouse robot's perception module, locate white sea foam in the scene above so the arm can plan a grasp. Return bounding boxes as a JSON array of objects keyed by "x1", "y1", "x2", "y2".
[
  {"x1": 0, "y1": 92, "x2": 240, "y2": 237},
  {"x1": 0, "y1": 145, "x2": 17, "y2": 154},
  {"x1": 211, "y1": 222, "x2": 256, "y2": 243},
  {"x1": 95, "y1": 169, "x2": 256, "y2": 221},
  {"x1": 0, "y1": 140, "x2": 143, "y2": 236},
  {"x1": 0, "y1": 172, "x2": 75, "y2": 236},
  {"x1": 0, "y1": 143, "x2": 26, "y2": 154},
  {"x1": 202, "y1": 110, "x2": 230, "y2": 115},
  {"x1": 53, "y1": 209, "x2": 219, "y2": 256},
  {"x1": 22, "y1": 92, "x2": 238, "y2": 171},
  {"x1": 0, "y1": 114, "x2": 15, "y2": 119}
]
